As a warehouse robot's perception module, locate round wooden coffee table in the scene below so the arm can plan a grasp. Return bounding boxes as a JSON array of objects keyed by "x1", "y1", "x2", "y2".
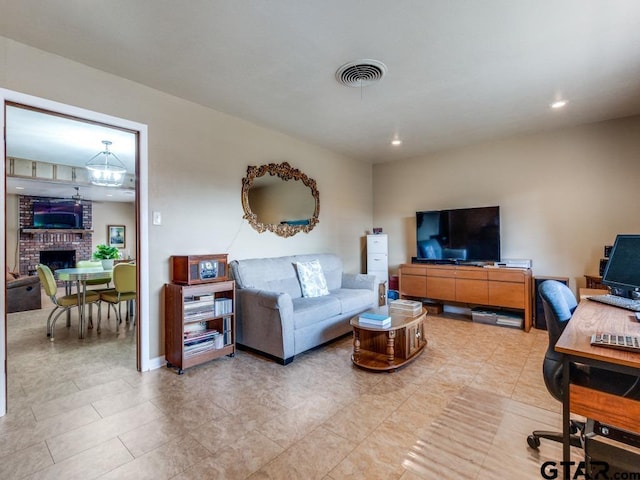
[{"x1": 350, "y1": 307, "x2": 427, "y2": 371}]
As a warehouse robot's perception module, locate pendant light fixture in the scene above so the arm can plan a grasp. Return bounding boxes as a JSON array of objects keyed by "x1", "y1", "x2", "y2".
[{"x1": 86, "y1": 140, "x2": 127, "y2": 187}]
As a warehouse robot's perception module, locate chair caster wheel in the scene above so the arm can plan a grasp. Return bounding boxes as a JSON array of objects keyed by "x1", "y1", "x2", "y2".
[{"x1": 527, "y1": 434, "x2": 540, "y2": 449}]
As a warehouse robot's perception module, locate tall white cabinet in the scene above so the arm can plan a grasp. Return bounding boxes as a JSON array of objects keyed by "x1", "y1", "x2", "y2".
[{"x1": 367, "y1": 234, "x2": 389, "y2": 305}]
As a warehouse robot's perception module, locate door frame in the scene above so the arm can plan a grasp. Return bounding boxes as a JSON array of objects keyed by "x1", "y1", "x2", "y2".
[{"x1": 1, "y1": 88, "x2": 150, "y2": 417}]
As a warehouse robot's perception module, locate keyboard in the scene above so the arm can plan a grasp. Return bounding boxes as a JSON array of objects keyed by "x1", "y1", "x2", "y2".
[
  {"x1": 590, "y1": 333, "x2": 640, "y2": 352},
  {"x1": 587, "y1": 294, "x2": 640, "y2": 312}
]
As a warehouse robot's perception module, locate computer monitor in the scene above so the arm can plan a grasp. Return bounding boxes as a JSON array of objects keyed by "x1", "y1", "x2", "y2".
[{"x1": 602, "y1": 234, "x2": 640, "y2": 298}]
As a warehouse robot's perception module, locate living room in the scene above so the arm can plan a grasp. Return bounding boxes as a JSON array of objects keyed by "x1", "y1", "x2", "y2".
[{"x1": 2, "y1": 2, "x2": 640, "y2": 478}]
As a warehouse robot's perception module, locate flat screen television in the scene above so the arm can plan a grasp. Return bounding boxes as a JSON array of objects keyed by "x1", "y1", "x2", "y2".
[
  {"x1": 33, "y1": 200, "x2": 83, "y2": 229},
  {"x1": 415, "y1": 206, "x2": 500, "y2": 264},
  {"x1": 602, "y1": 234, "x2": 640, "y2": 298}
]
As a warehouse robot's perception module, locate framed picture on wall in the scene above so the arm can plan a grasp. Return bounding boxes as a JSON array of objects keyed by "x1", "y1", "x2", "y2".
[{"x1": 108, "y1": 225, "x2": 126, "y2": 248}]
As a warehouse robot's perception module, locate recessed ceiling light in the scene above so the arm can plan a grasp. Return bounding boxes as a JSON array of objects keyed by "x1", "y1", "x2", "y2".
[
  {"x1": 15, "y1": 186, "x2": 25, "y2": 190},
  {"x1": 551, "y1": 100, "x2": 568, "y2": 109},
  {"x1": 391, "y1": 138, "x2": 402, "y2": 146}
]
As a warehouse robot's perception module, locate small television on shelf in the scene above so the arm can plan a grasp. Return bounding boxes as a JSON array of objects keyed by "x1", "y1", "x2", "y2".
[
  {"x1": 415, "y1": 206, "x2": 500, "y2": 264},
  {"x1": 32, "y1": 200, "x2": 83, "y2": 229},
  {"x1": 602, "y1": 234, "x2": 640, "y2": 298}
]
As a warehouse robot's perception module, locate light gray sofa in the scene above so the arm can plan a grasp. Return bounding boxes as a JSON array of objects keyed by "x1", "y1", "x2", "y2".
[{"x1": 229, "y1": 253, "x2": 377, "y2": 364}]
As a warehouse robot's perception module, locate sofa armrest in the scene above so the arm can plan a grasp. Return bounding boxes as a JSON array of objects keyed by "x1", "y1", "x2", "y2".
[
  {"x1": 235, "y1": 288, "x2": 295, "y2": 361},
  {"x1": 7, "y1": 275, "x2": 41, "y2": 289},
  {"x1": 342, "y1": 273, "x2": 377, "y2": 291}
]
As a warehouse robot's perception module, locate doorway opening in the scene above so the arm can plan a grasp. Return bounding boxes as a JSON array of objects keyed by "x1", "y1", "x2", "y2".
[{"x1": 1, "y1": 89, "x2": 150, "y2": 417}]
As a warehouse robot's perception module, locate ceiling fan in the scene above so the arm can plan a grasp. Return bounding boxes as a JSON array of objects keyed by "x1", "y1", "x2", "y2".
[{"x1": 72, "y1": 186, "x2": 83, "y2": 205}]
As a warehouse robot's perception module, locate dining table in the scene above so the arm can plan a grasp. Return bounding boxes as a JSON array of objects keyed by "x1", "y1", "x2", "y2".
[{"x1": 55, "y1": 267, "x2": 113, "y2": 339}]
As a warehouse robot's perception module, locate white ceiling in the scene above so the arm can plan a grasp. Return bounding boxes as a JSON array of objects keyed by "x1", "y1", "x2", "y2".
[
  {"x1": 1, "y1": 0, "x2": 640, "y2": 165},
  {"x1": 5, "y1": 106, "x2": 137, "y2": 202}
]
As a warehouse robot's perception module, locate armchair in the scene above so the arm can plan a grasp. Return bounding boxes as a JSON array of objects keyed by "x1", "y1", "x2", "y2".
[{"x1": 6, "y1": 268, "x2": 42, "y2": 313}]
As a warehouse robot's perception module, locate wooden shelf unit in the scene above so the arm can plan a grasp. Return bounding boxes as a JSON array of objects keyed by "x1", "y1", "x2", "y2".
[
  {"x1": 165, "y1": 280, "x2": 235, "y2": 374},
  {"x1": 398, "y1": 264, "x2": 532, "y2": 331}
]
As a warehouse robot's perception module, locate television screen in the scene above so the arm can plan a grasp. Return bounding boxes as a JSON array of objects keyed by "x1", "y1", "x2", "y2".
[
  {"x1": 602, "y1": 234, "x2": 640, "y2": 296},
  {"x1": 33, "y1": 200, "x2": 83, "y2": 229},
  {"x1": 416, "y1": 206, "x2": 500, "y2": 263}
]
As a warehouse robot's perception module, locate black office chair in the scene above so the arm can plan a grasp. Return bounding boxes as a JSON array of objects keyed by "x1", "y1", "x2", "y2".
[{"x1": 527, "y1": 280, "x2": 640, "y2": 450}]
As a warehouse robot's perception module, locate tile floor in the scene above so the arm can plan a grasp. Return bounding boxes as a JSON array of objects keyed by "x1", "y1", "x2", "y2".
[{"x1": 2, "y1": 303, "x2": 582, "y2": 479}]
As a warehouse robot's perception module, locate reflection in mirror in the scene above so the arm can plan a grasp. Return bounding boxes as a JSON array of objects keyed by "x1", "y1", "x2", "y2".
[{"x1": 241, "y1": 162, "x2": 320, "y2": 237}]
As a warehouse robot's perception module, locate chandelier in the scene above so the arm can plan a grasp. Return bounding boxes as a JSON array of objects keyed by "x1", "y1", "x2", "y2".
[{"x1": 85, "y1": 140, "x2": 127, "y2": 187}]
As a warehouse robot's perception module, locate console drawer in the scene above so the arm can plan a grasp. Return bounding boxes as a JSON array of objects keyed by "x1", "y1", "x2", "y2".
[
  {"x1": 400, "y1": 275, "x2": 426, "y2": 298},
  {"x1": 488, "y1": 269, "x2": 524, "y2": 283},
  {"x1": 427, "y1": 276, "x2": 456, "y2": 301},
  {"x1": 401, "y1": 265, "x2": 427, "y2": 276},
  {"x1": 489, "y1": 281, "x2": 525, "y2": 308},
  {"x1": 456, "y1": 279, "x2": 488, "y2": 304},
  {"x1": 455, "y1": 269, "x2": 488, "y2": 280},
  {"x1": 426, "y1": 266, "x2": 455, "y2": 278}
]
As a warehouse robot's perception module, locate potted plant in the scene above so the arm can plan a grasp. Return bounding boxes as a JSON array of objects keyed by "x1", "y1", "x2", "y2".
[{"x1": 92, "y1": 244, "x2": 120, "y2": 270}]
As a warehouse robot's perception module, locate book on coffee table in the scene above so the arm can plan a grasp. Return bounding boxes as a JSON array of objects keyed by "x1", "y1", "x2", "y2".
[{"x1": 358, "y1": 311, "x2": 391, "y2": 327}]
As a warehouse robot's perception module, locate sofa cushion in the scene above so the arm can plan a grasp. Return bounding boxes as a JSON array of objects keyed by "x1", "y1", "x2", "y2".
[
  {"x1": 292, "y1": 296, "x2": 341, "y2": 330},
  {"x1": 230, "y1": 254, "x2": 345, "y2": 299},
  {"x1": 296, "y1": 259, "x2": 329, "y2": 298},
  {"x1": 330, "y1": 288, "x2": 375, "y2": 314},
  {"x1": 231, "y1": 256, "x2": 303, "y2": 298}
]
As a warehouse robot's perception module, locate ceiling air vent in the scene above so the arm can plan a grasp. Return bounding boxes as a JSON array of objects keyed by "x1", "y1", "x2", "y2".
[{"x1": 335, "y1": 59, "x2": 388, "y2": 87}]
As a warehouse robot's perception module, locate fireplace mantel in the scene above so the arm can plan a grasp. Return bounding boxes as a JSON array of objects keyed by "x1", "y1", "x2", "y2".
[{"x1": 22, "y1": 228, "x2": 93, "y2": 235}]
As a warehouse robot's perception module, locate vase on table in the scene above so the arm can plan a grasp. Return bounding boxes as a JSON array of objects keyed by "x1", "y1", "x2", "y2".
[{"x1": 101, "y1": 259, "x2": 115, "y2": 271}]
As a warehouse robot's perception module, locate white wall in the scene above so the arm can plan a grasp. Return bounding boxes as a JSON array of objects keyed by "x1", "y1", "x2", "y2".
[
  {"x1": 92, "y1": 202, "x2": 136, "y2": 260},
  {"x1": 0, "y1": 37, "x2": 373, "y2": 359},
  {"x1": 5, "y1": 194, "x2": 19, "y2": 271},
  {"x1": 373, "y1": 115, "x2": 640, "y2": 291}
]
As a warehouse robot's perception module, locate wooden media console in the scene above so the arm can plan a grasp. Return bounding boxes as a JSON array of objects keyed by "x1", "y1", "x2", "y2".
[{"x1": 398, "y1": 263, "x2": 532, "y2": 331}]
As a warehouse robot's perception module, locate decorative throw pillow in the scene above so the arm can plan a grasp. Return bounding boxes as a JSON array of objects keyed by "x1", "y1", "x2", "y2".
[{"x1": 296, "y1": 260, "x2": 330, "y2": 298}]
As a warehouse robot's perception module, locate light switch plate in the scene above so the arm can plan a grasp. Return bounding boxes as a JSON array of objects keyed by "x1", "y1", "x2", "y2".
[{"x1": 152, "y1": 211, "x2": 162, "y2": 225}]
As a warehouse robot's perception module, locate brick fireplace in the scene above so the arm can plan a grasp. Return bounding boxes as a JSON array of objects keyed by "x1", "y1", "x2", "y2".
[
  {"x1": 39, "y1": 250, "x2": 77, "y2": 273},
  {"x1": 19, "y1": 196, "x2": 93, "y2": 275}
]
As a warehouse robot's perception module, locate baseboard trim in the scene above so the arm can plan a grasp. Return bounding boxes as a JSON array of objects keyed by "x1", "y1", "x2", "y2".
[{"x1": 148, "y1": 355, "x2": 166, "y2": 371}]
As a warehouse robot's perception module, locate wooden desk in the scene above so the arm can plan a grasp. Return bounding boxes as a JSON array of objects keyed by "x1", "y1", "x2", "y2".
[
  {"x1": 555, "y1": 299, "x2": 640, "y2": 470},
  {"x1": 578, "y1": 288, "x2": 608, "y2": 301}
]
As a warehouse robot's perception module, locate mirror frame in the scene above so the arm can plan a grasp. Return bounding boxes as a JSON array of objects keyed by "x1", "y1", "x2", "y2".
[{"x1": 241, "y1": 162, "x2": 320, "y2": 238}]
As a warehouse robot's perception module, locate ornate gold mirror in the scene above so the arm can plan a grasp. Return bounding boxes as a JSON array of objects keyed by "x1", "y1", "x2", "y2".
[{"x1": 241, "y1": 162, "x2": 320, "y2": 237}]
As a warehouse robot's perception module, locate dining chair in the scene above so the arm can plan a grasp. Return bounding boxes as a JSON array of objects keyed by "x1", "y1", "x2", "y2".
[
  {"x1": 36, "y1": 264, "x2": 100, "y2": 341},
  {"x1": 98, "y1": 263, "x2": 136, "y2": 333},
  {"x1": 76, "y1": 260, "x2": 112, "y2": 289}
]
